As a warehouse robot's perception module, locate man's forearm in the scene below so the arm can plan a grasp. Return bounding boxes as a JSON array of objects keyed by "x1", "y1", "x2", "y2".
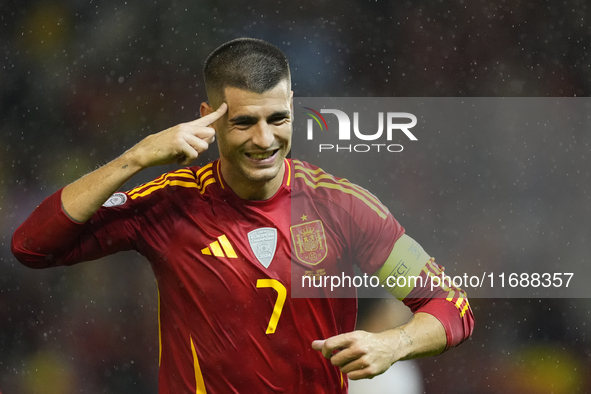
[
  {"x1": 61, "y1": 103, "x2": 227, "y2": 223},
  {"x1": 391, "y1": 312, "x2": 447, "y2": 361},
  {"x1": 61, "y1": 152, "x2": 143, "y2": 223},
  {"x1": 312, "y1": 311, "x2": 448, "y2": 380}
]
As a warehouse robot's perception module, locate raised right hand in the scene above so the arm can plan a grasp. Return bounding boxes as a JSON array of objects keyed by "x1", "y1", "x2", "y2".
[{"x1": 126, "y1": 103, "x2": 227, "y2": 168}]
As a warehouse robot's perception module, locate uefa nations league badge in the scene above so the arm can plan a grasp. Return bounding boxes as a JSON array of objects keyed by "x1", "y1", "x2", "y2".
[
  {"x1": 248, "y1": 228, "x2": 277, "y2": 269},
  {"x1": 102, "y1": 192, "x2": 128, "y2": 207}
]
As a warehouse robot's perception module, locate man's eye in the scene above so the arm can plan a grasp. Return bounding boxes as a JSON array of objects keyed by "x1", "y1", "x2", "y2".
[{"x1": 270, "y1": 117, "x2": 288, "y2": 124}]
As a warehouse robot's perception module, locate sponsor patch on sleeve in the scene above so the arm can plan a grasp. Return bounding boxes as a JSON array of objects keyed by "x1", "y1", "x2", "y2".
[{"x1": 102, "y1": 192, "x2": 128, "y2": 207}]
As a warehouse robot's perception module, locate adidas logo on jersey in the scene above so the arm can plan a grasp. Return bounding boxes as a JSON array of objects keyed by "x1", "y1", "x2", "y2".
[{"x1": 201, "y1": 235, "x2": 237, "y2": 258}]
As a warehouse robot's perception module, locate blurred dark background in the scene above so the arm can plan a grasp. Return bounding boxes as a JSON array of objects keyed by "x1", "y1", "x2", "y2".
[{"x1": 1, "y1": 0, "x2": 590, "y2": 393}]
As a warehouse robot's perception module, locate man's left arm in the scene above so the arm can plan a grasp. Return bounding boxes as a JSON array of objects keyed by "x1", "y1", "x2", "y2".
[
  {"x1": 312, "y1": 233, "x2": 474, "y2": 380},
  {"x1": 312, "y1": 310, "x2": 446, "y2": 380}
]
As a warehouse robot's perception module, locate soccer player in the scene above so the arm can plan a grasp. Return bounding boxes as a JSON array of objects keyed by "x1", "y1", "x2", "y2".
[{"x1": 12, "y1": 38, "x2": 474, "y2": 393}]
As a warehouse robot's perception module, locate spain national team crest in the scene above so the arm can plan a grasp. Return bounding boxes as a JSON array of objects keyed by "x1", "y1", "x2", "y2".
[
  {"x1": 248, "y1": 228, "x2": 277, "y2": 269},
  {"x1": 290, "y1": 220, "x2": 328, "y2": 266}
]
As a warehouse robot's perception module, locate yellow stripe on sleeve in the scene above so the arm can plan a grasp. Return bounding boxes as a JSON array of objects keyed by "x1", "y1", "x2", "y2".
[
  {"x1": 423, "y1": 260, "x2": 469, "y2": 303},
  {"x1": 195, "y1": 162, "x2": 214, "y2": 178},
  {"x1": 295, "y1": 173, "x2": 388, "y2": 219},
  {"x1": 460, "y1": 301, "x2": 470, "y2": 317},
  {"x1": 292, "y1": 159, "x2": 324, "y2": 174},
  {"x1": 198, "y1": 170, "x2": 213, "y2": 181},
  {"x1": 130, "y1": 180, "x2": 198, "y2": 199},
  {"x1": 128, "y1": 171, "x2": 195, "y2": 196},
  {"x1": 294, "y1": 162, "x2": 385, "y2": 212},
  {"x1": 293, "y1": 161, "x2": 389, "y2": 219},
  {"x1": 199, "y1": 178, "x2": 216, "y2": 194},
  {"x1": 128, "y1": 173, "x2": 166, "y2": 195}
]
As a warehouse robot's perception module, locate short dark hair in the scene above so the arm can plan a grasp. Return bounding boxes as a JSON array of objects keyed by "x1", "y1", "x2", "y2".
[{"x1": 204, "y1": 38, "x2": 291, "y2": 105}]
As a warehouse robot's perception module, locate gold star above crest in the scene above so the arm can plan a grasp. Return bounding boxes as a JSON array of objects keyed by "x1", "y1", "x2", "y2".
[{"x1": 301, "y1": 214, "x2": 308, "y2": 222}]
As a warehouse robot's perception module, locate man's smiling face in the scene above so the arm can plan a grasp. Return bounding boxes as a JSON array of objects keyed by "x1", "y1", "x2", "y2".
[{"x1": 213, "y1": 79, "x2": 292, "y2": 198}]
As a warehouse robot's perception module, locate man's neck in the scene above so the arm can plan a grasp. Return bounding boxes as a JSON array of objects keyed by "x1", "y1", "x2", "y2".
[{"x1": 220, "y1": 161, "x2": 285, "y2": 201}]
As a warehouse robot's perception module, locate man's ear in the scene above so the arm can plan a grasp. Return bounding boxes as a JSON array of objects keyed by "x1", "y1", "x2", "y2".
[{"x1": 200, "y1": 102, "x2": 214, "y2": 118}]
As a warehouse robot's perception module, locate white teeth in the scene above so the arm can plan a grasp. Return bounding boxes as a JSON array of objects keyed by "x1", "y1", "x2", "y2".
[{"x1": 249, "y1": 151, "x2": 274, "y2": 160}]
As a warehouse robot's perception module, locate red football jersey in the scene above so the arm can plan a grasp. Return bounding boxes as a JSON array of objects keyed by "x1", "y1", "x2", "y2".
[
  {"x1": 11, "y1": 158, "x2": 472, "y2": 393},
  {"x1": 108, "y1": 159, "x2": 366, "y2": 393}
]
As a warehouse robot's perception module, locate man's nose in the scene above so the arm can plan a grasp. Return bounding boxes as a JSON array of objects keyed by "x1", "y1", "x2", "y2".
[{"x1": 251, "y1": 122, "x2": 275, "y2": 148}]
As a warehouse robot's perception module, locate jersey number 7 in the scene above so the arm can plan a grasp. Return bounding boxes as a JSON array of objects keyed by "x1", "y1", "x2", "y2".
[{"x1": 256, "y1": 279, "x2": 286, "y2": 334}]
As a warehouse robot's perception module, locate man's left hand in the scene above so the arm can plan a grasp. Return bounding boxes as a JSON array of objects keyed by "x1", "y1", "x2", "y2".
[{"x1": 311, "y1": 330, "x2": 399, "y2": 380}]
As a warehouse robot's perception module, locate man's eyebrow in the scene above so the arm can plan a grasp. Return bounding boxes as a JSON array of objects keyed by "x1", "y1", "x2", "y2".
[
  {"x1": 267, "y1": 110, "x2": 291, "y2": 119},
  {"x1": 229, "y1": 111, "x2": 291, "y2": 123},
  {"x1": 229, "y1": 115, "x2": 257, "y2": 124}
]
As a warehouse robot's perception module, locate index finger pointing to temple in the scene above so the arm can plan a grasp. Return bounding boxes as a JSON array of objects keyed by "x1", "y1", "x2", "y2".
[{"x1": 195, "y1": 102, "x2": 228, "y2": 126}]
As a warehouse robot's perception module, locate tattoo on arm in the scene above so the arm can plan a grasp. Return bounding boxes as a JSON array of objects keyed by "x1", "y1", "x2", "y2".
[{"x1": 122, "y1": 164, "x2": 129, "y2": 169}]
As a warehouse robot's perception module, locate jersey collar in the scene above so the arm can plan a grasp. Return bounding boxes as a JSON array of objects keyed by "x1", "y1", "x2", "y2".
[{"x1": 212, "y1": 158, "x2": 292, "y2": 202}]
